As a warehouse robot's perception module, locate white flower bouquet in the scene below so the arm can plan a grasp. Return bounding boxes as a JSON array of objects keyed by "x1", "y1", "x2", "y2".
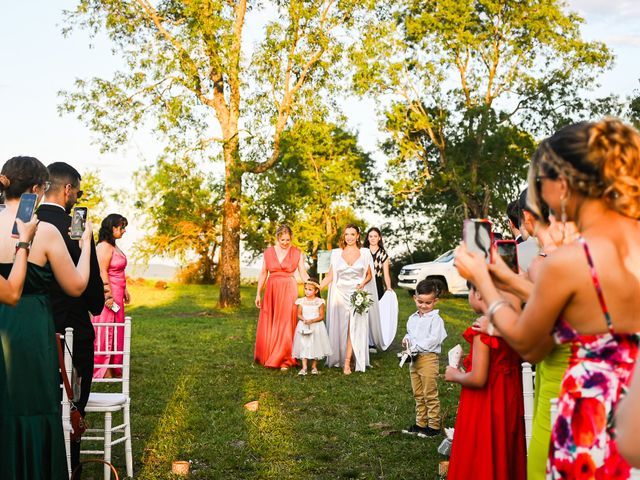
[{"x1": 349, "y1": 289, "x2": 373, "y2": 316}]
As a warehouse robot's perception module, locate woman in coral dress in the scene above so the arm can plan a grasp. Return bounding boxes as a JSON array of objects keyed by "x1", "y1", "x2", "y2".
[
  {"x1": 254, "y1": 224, "x2": 309, "y2": 369},
  {"x1": 93, "y1": 213, "x2": 130, "y2": 379}
]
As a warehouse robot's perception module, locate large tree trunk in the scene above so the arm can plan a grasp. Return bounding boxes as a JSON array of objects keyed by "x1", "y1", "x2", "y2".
[{"x1": 218, "y1": 142, "x2": 243, "y2": 307}]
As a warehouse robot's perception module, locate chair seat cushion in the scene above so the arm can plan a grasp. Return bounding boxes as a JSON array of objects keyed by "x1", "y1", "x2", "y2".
[{"x1": 86, "y1": 392, "x2": 127, "y2": 408}]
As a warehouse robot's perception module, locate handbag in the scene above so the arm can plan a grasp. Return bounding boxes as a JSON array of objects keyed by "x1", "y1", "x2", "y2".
[{"x1": 56, "y1": 334, "x2": 88, "y2": 442}]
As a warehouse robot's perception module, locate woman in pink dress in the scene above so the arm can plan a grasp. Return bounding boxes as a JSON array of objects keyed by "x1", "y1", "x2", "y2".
[
  {"x1": 93, "y1": 214, "x2": 130, "y2": 379},
  {"x1": 254, "y1": 224, "x2": 309, "y2": 369}
]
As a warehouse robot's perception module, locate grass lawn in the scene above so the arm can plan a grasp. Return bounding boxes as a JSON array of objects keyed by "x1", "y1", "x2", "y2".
[{"x1": 83, "y1": 283, "x2": 475, "y2": 479}]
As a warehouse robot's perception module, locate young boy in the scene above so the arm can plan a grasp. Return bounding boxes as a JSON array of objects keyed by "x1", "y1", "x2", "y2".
[{"x1": 401, "y1": 279, "x2": 447, "y2": 438}]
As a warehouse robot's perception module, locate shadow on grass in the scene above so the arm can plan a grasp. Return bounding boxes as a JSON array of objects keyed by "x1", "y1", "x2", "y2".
[{"x1": 100, "y1": 283, "x2": 474, "y2": 479}]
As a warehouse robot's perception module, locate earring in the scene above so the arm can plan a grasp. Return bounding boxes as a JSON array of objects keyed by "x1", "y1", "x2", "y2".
[{"x1": 560, "y1": 197, "x2": 567, "y2": 243}]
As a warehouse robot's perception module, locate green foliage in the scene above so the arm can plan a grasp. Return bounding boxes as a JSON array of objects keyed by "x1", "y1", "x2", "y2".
[
  {"x1": 133, "y1": 157, "x2": 223, "y2": 283},
  {"x1": 352, "y1": 0, "x2": 614, "y2": 250},
  {"x1": 79, "y1": 169, "x2": 110, "y2": 226},
  {"x1": 59, "y1": 0, "x2": 379, "y2": 305},
  {"x1": 243, "y1": 120, "x2": 373, "y2": 265}
]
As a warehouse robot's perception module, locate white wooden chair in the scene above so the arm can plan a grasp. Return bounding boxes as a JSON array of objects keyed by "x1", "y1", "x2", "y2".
[
  {"x1": 82, "y1": 316, "x2": 133, "y2": 479},
  {"x1": 59, "y1": 327, "x2": 74, "y2": 478},
  {"x1": 522, "y1": 362, "x2": 536, "y2": 451}
]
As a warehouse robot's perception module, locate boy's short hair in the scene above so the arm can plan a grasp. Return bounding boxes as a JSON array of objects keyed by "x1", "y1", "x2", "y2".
[
  {"x1": 415, "y1": 279, "x2": 440, "y2": 297},
  {"x1": 506, "y1": 200, "x2": 521, "y2": 229}
]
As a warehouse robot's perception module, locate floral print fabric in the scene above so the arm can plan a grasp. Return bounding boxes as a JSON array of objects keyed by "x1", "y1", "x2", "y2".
[{"x1": 548, "y1": 239, "x2": 640, "y2": 479}]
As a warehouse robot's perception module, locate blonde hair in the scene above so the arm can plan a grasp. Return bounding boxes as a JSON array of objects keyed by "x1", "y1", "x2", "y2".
[
  {"x1": 527, "y1": 118, "x2": 640, "y2": 219},
  {"x1": 275, "y1": 224, "x2": 293, "y2": 238}
]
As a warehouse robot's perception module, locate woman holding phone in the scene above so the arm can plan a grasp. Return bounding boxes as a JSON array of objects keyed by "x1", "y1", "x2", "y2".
[
  {"x1": 92, "y1": 213, "x2": 130, "y2": 379},
  {"x1": 455, "y1": 119, "x2": 640, "y2": 478},
  {"x1": 0, "y1": 156, "x2": 93, "y2": 479}
]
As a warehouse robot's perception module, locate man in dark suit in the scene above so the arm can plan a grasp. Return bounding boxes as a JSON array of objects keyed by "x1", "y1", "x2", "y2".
[{"x1": 37, "y1": 162, "x2": 104, "y2": 476}]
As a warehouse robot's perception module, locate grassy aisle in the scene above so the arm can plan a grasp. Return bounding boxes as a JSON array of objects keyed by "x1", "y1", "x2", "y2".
[{"x1": 87, "y1": 284, "x2": 473, "y2": 479}]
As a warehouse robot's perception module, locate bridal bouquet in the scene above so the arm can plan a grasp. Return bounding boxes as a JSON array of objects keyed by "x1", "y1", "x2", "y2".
[{"x1": 350, "y1": 289, "x2": 373, "y2": 316}]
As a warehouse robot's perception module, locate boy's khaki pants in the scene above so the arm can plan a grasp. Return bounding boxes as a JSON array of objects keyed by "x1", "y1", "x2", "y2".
[{"x1": 409, "y1": 352, "x2": 440, "y2": 429}]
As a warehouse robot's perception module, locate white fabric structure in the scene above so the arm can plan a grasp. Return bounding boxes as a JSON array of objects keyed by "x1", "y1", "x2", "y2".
[
  {"x1": 376, "y1": 290, "x2": 398, "y2": 351},
  {"x1": 325, "y1": 248, "x2": 381, "y2": 372},
  {"x1": 522, "y1": 362, "x2": 536, "y2": 451},
  {"x1": 59, "y1": 327, "x2": 74, "y2": 478},
  {"x1": 82, "y1": 316, "x2": 133, "y2": 480}
]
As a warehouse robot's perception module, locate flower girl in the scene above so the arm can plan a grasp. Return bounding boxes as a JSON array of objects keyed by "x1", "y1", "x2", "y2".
[{"x1": 292, "y1": 279, "x2": 332, "y2": 375}]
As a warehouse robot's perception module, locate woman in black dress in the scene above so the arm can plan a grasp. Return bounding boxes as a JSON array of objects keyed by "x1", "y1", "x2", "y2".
[{"x1": 364, "y1": 227, "x2": 392, "y2": 300}]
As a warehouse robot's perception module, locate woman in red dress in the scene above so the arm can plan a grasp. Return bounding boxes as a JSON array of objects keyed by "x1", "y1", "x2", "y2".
[
  {"x1": 254, "y1": 225, "x2": 309, "y2": 369},
  {"x1": 445, "y1": 283, "x2": 526, "y2": 480}
]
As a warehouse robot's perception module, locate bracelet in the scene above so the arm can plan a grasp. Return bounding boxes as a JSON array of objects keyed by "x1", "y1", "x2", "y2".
[
  {"x1": 15, "y1": 241, "x2": 31, "y2": 252},
  {"x1": 487, "y1": 299, "x2": 512, "y2": 325}
]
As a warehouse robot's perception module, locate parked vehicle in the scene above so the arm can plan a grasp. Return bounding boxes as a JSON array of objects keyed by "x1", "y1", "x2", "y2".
[{"x1": 397, "y1": 250, "x2": 468, "y2": 296}]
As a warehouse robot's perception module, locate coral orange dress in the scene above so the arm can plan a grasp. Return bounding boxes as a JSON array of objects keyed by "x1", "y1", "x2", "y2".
[
  {"x1": 447, "y1": 327, "x2": 527, "y2": 480},
  {"x1": 254, "y1": 246, "x2": 301, "y2": 368}
]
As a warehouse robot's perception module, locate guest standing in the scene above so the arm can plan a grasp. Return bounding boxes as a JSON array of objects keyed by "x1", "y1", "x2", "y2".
[
  {"x1": 455, "y1": 119, "x2": 640, "y2": 478},
  {"x1": 445, "y1": 282, "x2": 526, "y2": 480},
  {"x1": 37, "y1": 162, "x2": 104, "y2": 477},
  {"x1": 93, "y1": 213, "x2": 130, "y2": 379},
  {"x1": 320, "y1": 224, "x2": 380, "y2": 374},
  {"x1": 254, "y1": 224, "x2": 309, "y2": 370},
  {"x1": 363, "y1": 227, "x2": 392, "y2": 299},
  {"x1": 0, "y1": 156, "x2": 93, "y2": 479}
]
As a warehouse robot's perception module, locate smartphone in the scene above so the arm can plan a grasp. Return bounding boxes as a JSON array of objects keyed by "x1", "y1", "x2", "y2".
[
  {"x1": 70, "y1": 207, "x2": 87, "y2": 240},
  {"x1": 495, "y1": 239, "x2": 519, "y2": 273},
  {"x1": 11, "y1": 193, "x2": 38, "y2": 238},
  {"x1": 110, "y1": 302, "x2": 120, "y2": 313},
  {"x1": 462, "y1": 219, "x2": 493, "y2": 263}
]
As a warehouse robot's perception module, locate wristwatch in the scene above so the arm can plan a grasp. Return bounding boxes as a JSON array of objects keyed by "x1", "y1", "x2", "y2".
[{"x1": 15, "y1": 241, "x2": 31, "y2": 252}]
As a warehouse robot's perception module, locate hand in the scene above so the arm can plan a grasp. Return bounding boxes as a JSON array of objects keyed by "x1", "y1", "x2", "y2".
[
  {"x1": 79, "y1": 220, "x2": 93, "y2": 249},
  {"x1": 105, "y1": 297, "x2": 114, "y2": 309},
  {"x1": 304, "y1": 319, "x2": 311, "y2": 325},
  {"x1": 444, "y1": 366, "x2": 460, "y2": 382},
  {"x1": 356, "y1": 283, "x2": 364, "y2": 290},
  {"x1": 472, "y1": 315, "x2": 490, "y2": 334},
  {"x1": 16, "y1": 218, "x2": 39, "y2": 244},
  {"x1": 124, "y1": 289, "x2": 131, "y2": 305},
  {"x1": 454, "y1": 242, "x2": 491, "y2": 285},
  {"x1": 255, "y1": 294, "x2": 261, "y2": 309}
]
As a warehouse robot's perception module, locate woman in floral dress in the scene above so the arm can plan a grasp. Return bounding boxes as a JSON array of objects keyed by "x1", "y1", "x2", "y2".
[{"x1": 454, "y1": 118, "x2": 640, "y2": 478}]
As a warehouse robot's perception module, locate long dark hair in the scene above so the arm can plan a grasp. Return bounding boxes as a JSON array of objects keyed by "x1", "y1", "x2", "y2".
[
  {"x1": 98, "y1": 213, "x2": 128, "y2": 246},
  {"x1": 363, "y1": 227, "x2": 385, "y2": 251}
]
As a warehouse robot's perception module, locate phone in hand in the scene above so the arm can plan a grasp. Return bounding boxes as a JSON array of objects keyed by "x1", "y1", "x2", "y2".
[
  {"x1": 110, "y1": 302, "x2": 120, "y2": 313},
  {"x1": 495, "y1": 239, "x2": 519, "y2": 273},
  {"x1": 70, "y1": 207, "x2": 88, "y2": 240},
  {"x1": 11, "y1": 193, "x2": 38, "y2": 238},
  {"x1": 462, "y1": 219, "x2": 493, "y2": 263}
]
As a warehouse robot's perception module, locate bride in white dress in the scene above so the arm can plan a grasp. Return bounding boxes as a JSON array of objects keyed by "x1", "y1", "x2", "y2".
[{"x1": 320, "y1": 224, "x2": 380, "y2": 374}]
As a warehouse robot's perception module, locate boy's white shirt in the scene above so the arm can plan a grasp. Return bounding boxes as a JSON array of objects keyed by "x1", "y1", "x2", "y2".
[{"x1": 403, "y1": 309, "x2": 447, "y2": 354}]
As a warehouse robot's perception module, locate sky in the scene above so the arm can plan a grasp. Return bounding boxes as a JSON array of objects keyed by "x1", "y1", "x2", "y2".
[{"x1": 1, "y1": 0, "x2": 639, "y2": 261}]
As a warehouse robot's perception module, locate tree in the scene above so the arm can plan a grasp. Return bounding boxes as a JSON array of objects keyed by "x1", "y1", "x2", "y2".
[
  {"x1": 352, "y1": 0, "x2": 613, "y2": 247},
  {"x1": 133, "y1": 157, "x2": 223, "y2": 283},
  {"x1": 243, "y1": 120, "x2": 372, "y2": 268},
  {"x1": 60, "y1": 0, "x2": 374, "y2": 306},
  {"x1": 80, "y1": 170, "x2": 110, "y2": 226}
]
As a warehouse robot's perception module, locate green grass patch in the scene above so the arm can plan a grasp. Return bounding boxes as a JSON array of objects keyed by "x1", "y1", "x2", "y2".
[{"x1": 83, "y1": 284, "x2": 473, "y2": 479}]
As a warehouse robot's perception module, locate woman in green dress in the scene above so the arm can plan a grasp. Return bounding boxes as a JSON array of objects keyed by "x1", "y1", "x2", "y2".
[{"x1": 0, "y1": 156, "x2": 93, "y2": 480}]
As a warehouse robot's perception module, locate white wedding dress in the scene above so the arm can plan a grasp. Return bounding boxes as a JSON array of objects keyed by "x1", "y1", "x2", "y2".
[{"x1": 325, "y1": 248, "x2": 380, "y2": 372}]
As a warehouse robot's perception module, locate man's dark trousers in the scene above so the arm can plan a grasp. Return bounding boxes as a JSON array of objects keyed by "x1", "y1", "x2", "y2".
[{"x1": 37, "y1": 204, "x2": 104, "y2": 475}]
